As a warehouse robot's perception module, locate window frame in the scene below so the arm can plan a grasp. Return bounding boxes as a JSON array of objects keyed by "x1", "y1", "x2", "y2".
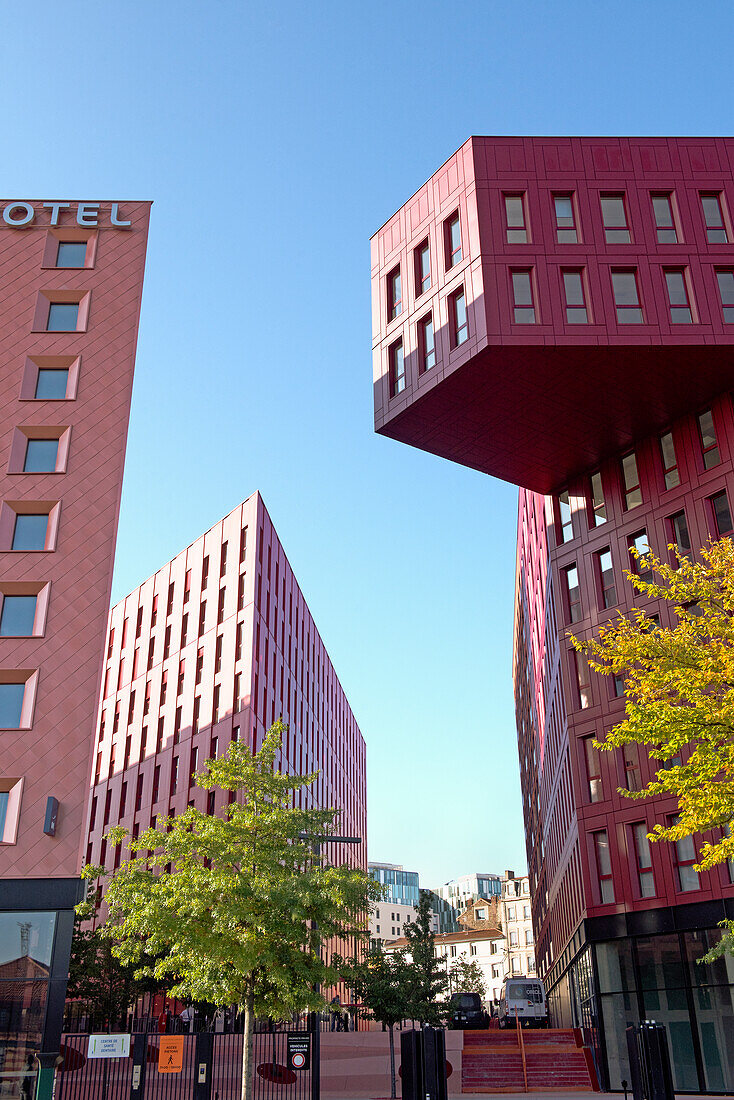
[
  {"x1": 414, "y1": 239, "x2": 431, "y2": 297},
  {"x1": 611, "y1": 269, "x2": 643, "y2": 324},
  {"x1": 596, "y1": 547, "x2": 617, "y2": 610},
  {"x1": 552, "y1": 193, "x2": 578, "y2": 243},
  {"x1": 510, "y1": 268, "x2": 536, "y2": 324},
  {"x1": 700, "y1": 192, "x2": 729, "y2": 244},
  {"x1": 588, "y1": 471, "x2": 607, "y2": 527},
  {"x1": 698, "y1": 408, "x2": 721, "y2": 470},
  {"x1": 715, "y1": 269, "x2": 734, "y2": 322},
  {"x1": 449, "y1": 287, "x2": 469, "y2": 347},
  {"x1": 600, "y1": 193, "x2": 631, "y2": 244},
  {"x1": 388, "y1": 338, "x2": 405, "y2": 398},
  {"x1": 621, "y1": 451, "x2": 643, "y2": 509},
  {"x1": 631, "y1": 822, "x2": 656, "y2": 898},
  {"x1": 560, "y1": 268, "x2": 589, "y2": 324},
  {"x1": 503, "y1": 193, "x2": 529, "y2": 244},
  {"x1": 418, "y1": 312, "x2": 435, "y2": 373},
  {"x1": 650, "y1": 193, "x2": 678, "y2": 244},
  {"x1": 386, "y1": 265, "x2": 402, "y2": 322},
  {"x1": 659, "y1": 431, "x2": 680, "y2": 490},
  {"x1": 709, "y1": 489, "x2": 733, "y2": 538},
  {"x1": 563, "y1": 563, "x2": 582, "y2": 624},
  {"x1": 444, "y1": 211, "x2": 462, "y2": 270},
  {"x1": 663, "y1": 268, "x2": 694, "y2": 324},
  {"x1": 593, "y1": 830, "x2": 615, "y2": 904}
]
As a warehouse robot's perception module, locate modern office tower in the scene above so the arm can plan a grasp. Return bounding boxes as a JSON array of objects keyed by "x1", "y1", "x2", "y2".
[
  {"x1": 370, "y1": 137, "x2": 734, "y2": 1092},
  {"x1": 0, "y1": 199, "x2": 151, "y2": 1095},
  {"x1": 430, "y1": 872, "x2": 503, "y2": 932},
  {"x1": 86, "y1": 493, "x2": 367, "y2": 887},
  {"x1": 368, "y1": 862, "x2": 438, "y2": 947}
]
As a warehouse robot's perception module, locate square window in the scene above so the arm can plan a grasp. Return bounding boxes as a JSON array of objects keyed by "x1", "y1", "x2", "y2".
[
  {"x1": 611, "y1": 271, "x2": 643, "y2": 323},
  {"x1": 0, "y1": 596, "x2": 37, "y2": 637},
  {"x1": 701, "y1": 193, "x2": 729, "y2": 243},
  {"x1": 716, "y1": 270, "x2": 734, "y2": 322},
  {"x1": 46, "y1": 302, "x2": 79, "y2": 331},
  {"x1": 553, "y1": 194, "x2": 578, "y2": 243},
  {"x1": 56, "y1": 241, "x2": 87, "y2": 267},
  {"x1": 651, "y1": 194, "x2": 677, "y2": 243},
  {"x1": 0, "y1": 683, "x2": 26, "y2": 729},
  {"x1": 12, "y1": 514, "x2": 48, "y2": 551},
  {"x1": 34, "y1": 369, "x2": 69, "y2": 400},
  {"x1": 601, "y1": 195, "x2": 631, "y2": 243},
  {"x1": 24, "y1": 439, "x2": 59, "y2": 473}
]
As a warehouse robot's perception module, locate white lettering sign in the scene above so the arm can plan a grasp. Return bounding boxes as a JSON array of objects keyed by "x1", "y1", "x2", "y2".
[
  {"x1": 87, "y1": 1034, "x2": 131, "y2": 1059},
  {"x1": 1, "y1": 202, "x2": 133, "y2": 229}
]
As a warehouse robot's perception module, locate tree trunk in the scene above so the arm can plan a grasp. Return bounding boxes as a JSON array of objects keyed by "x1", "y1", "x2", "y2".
[
  {"x1": 240, "y1": 982, "x2": 256, "y2": 1100},
  {"x1": 389, "y1": 1024, "x2": 396, "y2": 1100}
]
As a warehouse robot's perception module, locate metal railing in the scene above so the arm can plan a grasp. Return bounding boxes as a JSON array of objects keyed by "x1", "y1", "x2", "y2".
[{"x1": 515, "y1": 1008, "x2": 528, "y2": 1092}]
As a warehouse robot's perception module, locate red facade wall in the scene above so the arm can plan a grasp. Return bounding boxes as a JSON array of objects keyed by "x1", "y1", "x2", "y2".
[
  {"x1": 371, "y1": 137, "x2": 734, "y2": 492},
  {"x1": 0, "y1": 201, "x2": 150, "y2": 882},
  {"x1": 86, "y1": 493, "x2": 367, "y2": 873}
]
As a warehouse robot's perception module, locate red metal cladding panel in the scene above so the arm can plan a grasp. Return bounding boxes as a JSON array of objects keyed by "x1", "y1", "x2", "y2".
[
  {"x1": 372, "y1": 137, "x2": 734, "y2": 493},
  {"x1": 0, "y1": 200, "x2": 150, "y2": 880},
  {"x1": 515, "y1": 392, "x2": 734, "y2": 976},
  {"x1": 86, "y1": 492, "x2": 367, "y2": 875}
]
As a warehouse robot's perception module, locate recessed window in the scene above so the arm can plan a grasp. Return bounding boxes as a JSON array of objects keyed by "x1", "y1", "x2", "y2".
[
  {"x1": 701, "y1": 193, "x2": 729, "y2": 243},
  {"x1": 715, "y1": 270, "x2": 734, "y2": 322},
  {"x1": 632, "y1": 823, "x2": 655, "y2": 898},
  {"x1": 557, "y1": 490, "x2": 573, "y2": 542},
  {"x1": 672, "y1": 824, "x2": 700, "y2": 892},
  {"x1": 11, "y1": 514, "x2": 48, "y2": 551},
  {"x1": 593, "y1": 830, "x2": 614, "y2": 903},
  {"x1": 563, "y1": 564, "x2": 582, "y2": 623},
  {"x1": 46, "y1": 302, "x2": 79, "y2": 332},
  {"x1": 664, "y1": 269, "x2": 693, "y2": 323},
  {"x1": 445, "y1": 212, "x2": 462, "y2": 269},
  {"x1": 583, "y1": 737, "x2": 602, "y2": 802},
  {"x1": 34, "y1": 369, "x2": 69, "y2": 400},
  {"x1": 56, "y1": 241, "x2": 87, "y2": 268},
  {"x1": 628, "y1": 530, "x2": 652, "y2": 582},
  {"x1": 418, "y1": 313, "x2": 435, "y2": 372},
  {"x1": 601, "y1": 194, "x2": 630, "y2": 243},
  {"x1": 561, "y1": 269, "x2": 588, "y2": 323},
  {"x1": 623, "y1": 743, "x2": 641, "y2": 792},
  {"x1": 0, "y1": 682, "x2": 27, "y2": 729},
  {"x1": 389, "y1": 339, "x2": 405, "y2": 398},
  {"x1": 23, "y1": 438, "x2": 59, "y2": 473},
  {"x1": 698, "y1": 409, "x2": 720, "y2": 469},
  {"x1": 511, "y1": 270, "x2": 535, "y2": 323},
  {"x1": 621, "y1": 451, "x2": 642, "y2": 509},
  {"x1": 573, "y1": 650, "x2": 591, "y2": 709},
  {"x1": 504, "y1": 194, "x2": 528, "y2": 244},
  {"x1": 387, "y1": 266, "x2": 402, "y2": 321},
  {"x1": 553, "y1": 194, "x2": 577, "y2": 243},
  {"x1": 0, "y1": 596, "x2": 37, "y2": 637},
  {"x1": 710, "y1": 490, "x2": 733, "y2": 537},
  {"x1": 660, "y1": 431, "x2": 680, "y2": 489},
  {"x1": 597, "y1": 548, "x2": 617, "y2": 609},
  {"x1": 651, "y1": 194, "x2": 677, "y2": 243},
  {"x1": 0, "y1": 778, "x2": 23, "y2": 844},
  {"x1": 669, "y1": 510, "x2": 691, "y2": 557},
  {"x1": 611, "y1": 270, "x2": 643, "y2": 323},
  {"x1": 415, "y1": 240, "x2": 430, "y2": 296},
  {"x1": 450, "y1": 288, "x2": 469, "y2": 346},
  {"x1": 589, "y1": 472, "x2": 606, "y2": 526}
]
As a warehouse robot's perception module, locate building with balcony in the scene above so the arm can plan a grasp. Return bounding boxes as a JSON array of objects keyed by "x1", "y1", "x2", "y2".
[
  {"x1": 86, "y1": 493, "x2": 367, "y2": 906},
  {"x1": 0, "y1": 199, "x2": 151, "y2": 1093},
  {"x1": 370, "y1": 137, "x2": 734, "y2": 1092}
]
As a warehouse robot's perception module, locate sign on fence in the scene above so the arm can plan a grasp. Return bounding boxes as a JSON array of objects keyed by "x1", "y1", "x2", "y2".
[
  {"x1": 86, "y1": 1034, "x2": 131, "y2": 1058},
  {"x1": 158, "y1": 1036, "x2": 185, "y2": 1073},
  {"x1": 286, "y1": 1032, "x2": 311, "y2": 1071}
]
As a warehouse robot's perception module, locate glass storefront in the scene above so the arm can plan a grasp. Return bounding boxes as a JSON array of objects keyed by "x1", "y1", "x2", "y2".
[{"x1": 0, "y1": 912, "x2": 56, "y2": 1099}]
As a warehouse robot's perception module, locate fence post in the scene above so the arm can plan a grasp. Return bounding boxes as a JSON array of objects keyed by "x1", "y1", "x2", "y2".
[
  {"x1": 129, "y1": 1032, "x2": 147, "y2": 1100},
  {"x1": 194, "y1": 1032, "x2": 214, "y2": 1100}
]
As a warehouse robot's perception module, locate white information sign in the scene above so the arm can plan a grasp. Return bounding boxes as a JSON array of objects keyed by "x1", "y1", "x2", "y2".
[{"x1": 87, "y1": 1034, "x2": 131, "y2": 1059}]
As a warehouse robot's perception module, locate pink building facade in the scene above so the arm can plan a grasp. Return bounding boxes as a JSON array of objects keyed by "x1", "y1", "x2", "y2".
[
  {"x1": 87, "y1": 491, "x2": 367, "y2": 906},
  {"x1": 0, "y1": 200, "x2": 150, "y2": 1088},
  {"x1": 371, "y1": 138, "x2": 734, "y2": 1092}
]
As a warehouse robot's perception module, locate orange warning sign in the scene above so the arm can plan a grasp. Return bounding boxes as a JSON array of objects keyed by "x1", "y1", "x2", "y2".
[{"x1": 158, "y1": 1036, "x2": 184, "y2": 1073}]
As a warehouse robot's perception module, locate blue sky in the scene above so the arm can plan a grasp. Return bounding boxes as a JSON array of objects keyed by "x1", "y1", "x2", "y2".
[{"x1": 4, "y1": 0, "x2": 733, "y2": 887}]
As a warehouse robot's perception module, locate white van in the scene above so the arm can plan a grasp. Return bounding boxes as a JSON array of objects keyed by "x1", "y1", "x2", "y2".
[{"x1": 497, "y1": 977, "x2": 548, "y2": 1029}]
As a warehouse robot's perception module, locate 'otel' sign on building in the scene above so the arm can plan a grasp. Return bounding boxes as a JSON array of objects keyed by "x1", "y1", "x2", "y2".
[{"x1": 1, "y1": 201, "x2": 131, "y2": 228}]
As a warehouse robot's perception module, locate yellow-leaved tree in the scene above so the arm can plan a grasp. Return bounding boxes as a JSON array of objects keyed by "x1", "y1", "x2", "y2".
[{"x1": 572, "y1": 537, "x2": 734, "y2": 958}]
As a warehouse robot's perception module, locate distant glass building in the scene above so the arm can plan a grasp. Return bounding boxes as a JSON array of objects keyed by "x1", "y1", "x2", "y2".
[{"x1": 368, "y1": 862, "x2": 420, "y2": 905}]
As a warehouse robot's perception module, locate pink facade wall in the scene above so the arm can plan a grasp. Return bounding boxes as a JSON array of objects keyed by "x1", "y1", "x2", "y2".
[
  {"x1": 86, "y1": 492, "x2": 367, "y2": 874},
  {"x1": 371, "y1": 137, "x2": 734, "y2": 492},
  {"x1": 0, "y1": 201, "x2": 150, "y2": 881},
  {"x1": 514, "y1": 391, "x2": 734, "y2": 979}
]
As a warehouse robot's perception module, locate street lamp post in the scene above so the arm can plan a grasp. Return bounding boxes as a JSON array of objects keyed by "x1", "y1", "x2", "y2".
[{"x1": 299, "y1": 833, "x2": 362, "y2": 1100}]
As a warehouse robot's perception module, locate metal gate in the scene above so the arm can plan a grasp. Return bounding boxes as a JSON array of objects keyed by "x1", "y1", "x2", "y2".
[{"x1": 56, "y1": 1030, "x2": 313, "y2": 1100}]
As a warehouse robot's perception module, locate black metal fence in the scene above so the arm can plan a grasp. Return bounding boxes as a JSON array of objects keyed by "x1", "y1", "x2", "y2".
[{"x1": 56, "y1": 1031, "x2": 314, "y2": 1100}]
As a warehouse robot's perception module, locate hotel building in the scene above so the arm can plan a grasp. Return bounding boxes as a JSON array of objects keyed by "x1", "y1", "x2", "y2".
[
  {"x1": 0, "y1": 199, "x2": 151, "y2": 1093},
  {"x1": 370, "y1": 137, "x2": 734, "y2": 1091},
  {"x1": 86, "y1": 493, "x2": 367, "y2": 895}
]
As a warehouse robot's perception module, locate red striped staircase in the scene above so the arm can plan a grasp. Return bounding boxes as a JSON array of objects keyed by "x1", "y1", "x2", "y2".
[{"x1": 462, "y1": 1028, "x2": 599, "y2": 1093}]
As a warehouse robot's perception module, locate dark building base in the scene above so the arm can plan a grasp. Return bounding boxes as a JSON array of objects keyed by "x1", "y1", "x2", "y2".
[
  {"x1": 544, "y1": 899, "x2": 734, "y2": 1094},
  {"x1": 0, "y1": 878, "x2": 83, "y2": 1097}
]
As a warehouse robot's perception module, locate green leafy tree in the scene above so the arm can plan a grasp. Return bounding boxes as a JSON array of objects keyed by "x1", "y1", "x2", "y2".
[
  {"x1": 337, "y1": 949, "x2": 414, "y2": 1098},
  {"x1": 448, "y1": 957, "x2": 486, "y2": 999},
  {"x1": 402, "y1": 890, "x2": 448, "y2": 1024},
  {"x1": 572, "y1": 537, "x2": 734, "y2": 957},
  {"x1": 83, "y1": 721, "x2": 381, "y2": 1100}
]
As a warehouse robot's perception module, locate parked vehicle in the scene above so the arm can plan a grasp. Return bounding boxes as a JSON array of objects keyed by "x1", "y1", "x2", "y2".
[
  {"x1": 447, "y1": 991, "x2": 490, "y2": 1030},
  {"x1": 497, "y1": 977, "x2": 548, "y2": 1029}
]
